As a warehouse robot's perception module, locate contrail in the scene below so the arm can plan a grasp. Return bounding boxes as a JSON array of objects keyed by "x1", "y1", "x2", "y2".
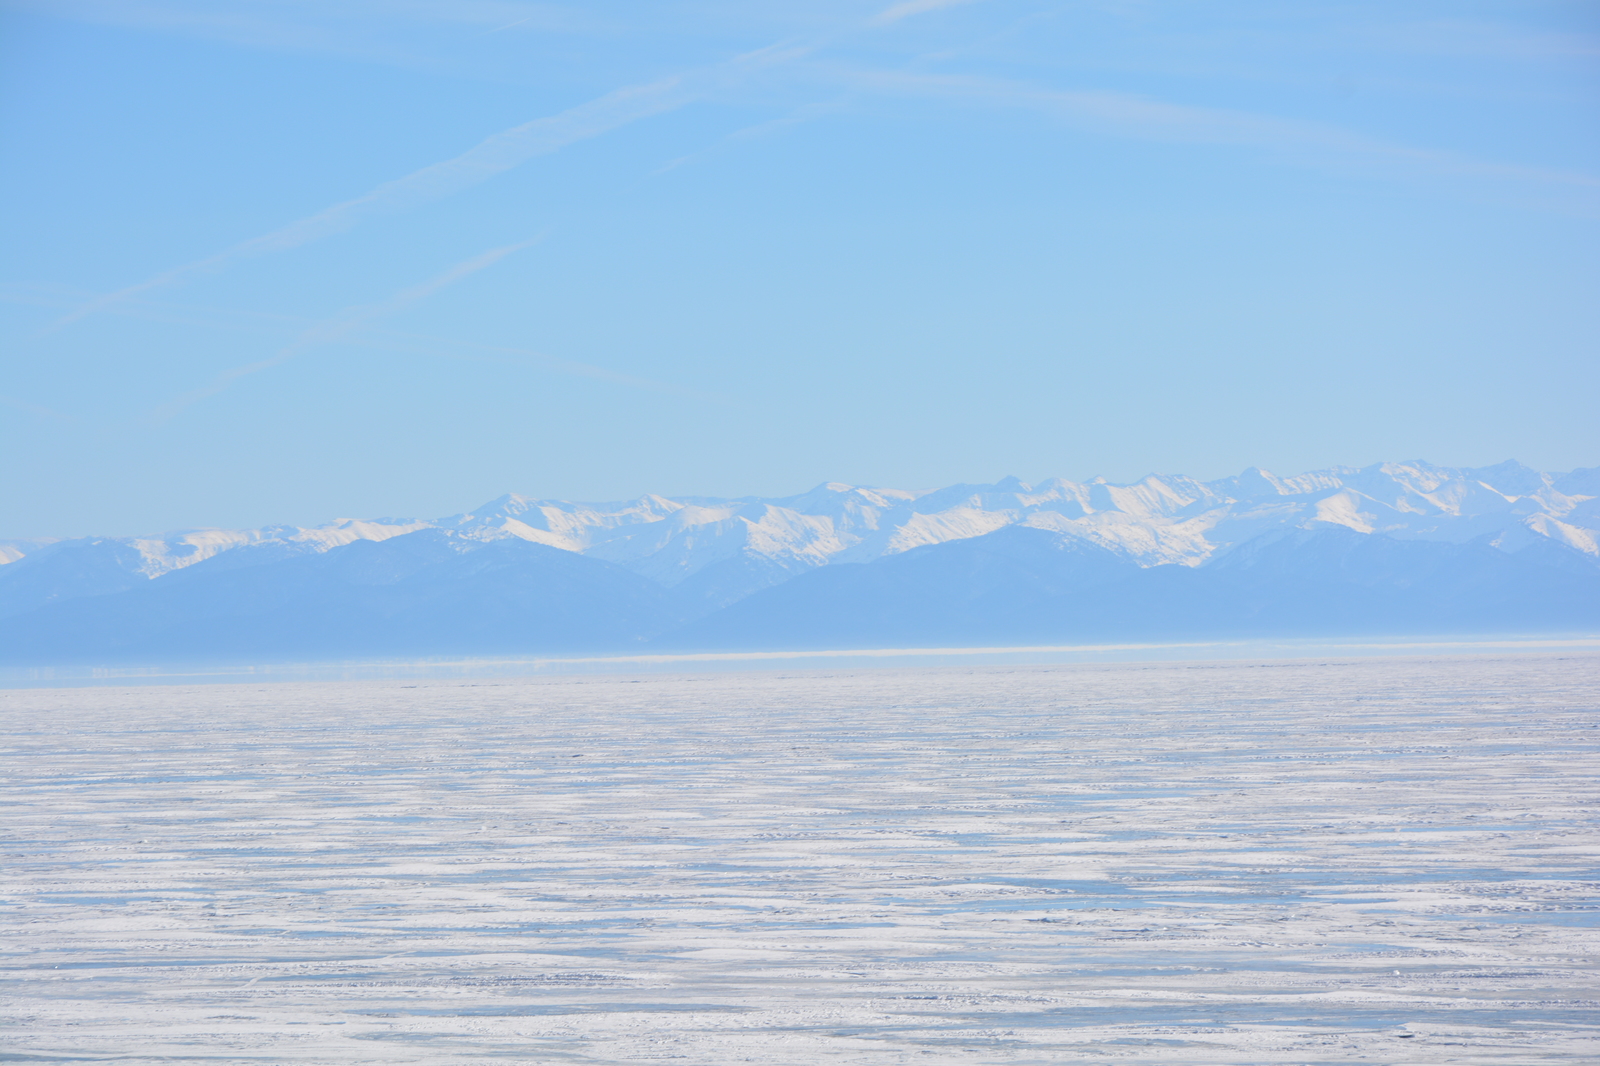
[
  {"x1": 489, "y1": 16, "x2": 537, "y2": 34},
  {"x1": 48, "y1": 43, "x2": 809, "y2": 334},
  {"x1": 347, "y1": 335, "x2": 726, "y2": 402},
  {"x1": 874, "y1": 0, "x2": 987, "y2": 25},
  {"x1": 844, "y1": 69, "x2": 1600, "y2": 197},
  {"x1": 0, "y1": 394, "x2": 73, "y2": 422},
  {"x1": 2, "y1": 282, "x2": 716, "y2": 401},
  {"x1": 146, "y1": 238, "x2": 538, "y2": 422}
]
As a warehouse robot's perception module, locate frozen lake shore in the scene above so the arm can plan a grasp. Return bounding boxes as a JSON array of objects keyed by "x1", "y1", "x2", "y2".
[{"x1": 3, "y1": 655, "x2": 1597, "y2": 1063}]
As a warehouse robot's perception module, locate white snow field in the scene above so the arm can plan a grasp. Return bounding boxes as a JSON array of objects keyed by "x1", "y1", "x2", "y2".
[{"x1": 3, "y1": 655, "x2": 1597, "y2": 1064}]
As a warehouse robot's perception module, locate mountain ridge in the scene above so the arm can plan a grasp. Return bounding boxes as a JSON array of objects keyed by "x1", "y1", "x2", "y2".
[{"x1": 2, "y1": 460, "x2": 1596, "y2": 658}]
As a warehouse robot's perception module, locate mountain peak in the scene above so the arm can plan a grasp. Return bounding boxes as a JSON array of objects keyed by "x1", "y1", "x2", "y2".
[{"x1": 3, "y1": 460, "x2": 1595, "y2": 629}]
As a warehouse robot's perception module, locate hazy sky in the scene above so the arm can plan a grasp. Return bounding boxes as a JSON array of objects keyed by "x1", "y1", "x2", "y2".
[{"x1": 3, "y1": 0, "x2": 1597, "y2": 537}]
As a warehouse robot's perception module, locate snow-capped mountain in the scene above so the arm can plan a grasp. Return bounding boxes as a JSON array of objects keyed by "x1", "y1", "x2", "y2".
[{"x1": 2, "y1": 460, "x2": 1596, "y2": 622}]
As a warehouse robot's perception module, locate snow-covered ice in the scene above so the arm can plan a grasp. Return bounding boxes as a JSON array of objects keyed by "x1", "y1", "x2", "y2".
[{"x1": 2, "y1": 655, "x2": 1597, "y2": 1063}]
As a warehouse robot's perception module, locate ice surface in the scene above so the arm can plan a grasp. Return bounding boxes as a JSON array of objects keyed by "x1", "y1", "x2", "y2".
[{"x1": 2, "y1": 655, "x2": 1597, "y2": 1063}]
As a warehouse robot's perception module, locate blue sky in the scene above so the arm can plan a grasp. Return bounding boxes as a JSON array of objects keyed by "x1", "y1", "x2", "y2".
[{"x1": 2, "y1": 0, "x2": 1597, "y2": 537}]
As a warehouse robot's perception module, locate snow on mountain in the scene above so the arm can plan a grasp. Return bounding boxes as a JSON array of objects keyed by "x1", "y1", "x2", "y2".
[
  {"x1": 444, "y1": 493, "x2": 687, "y2": 552},
  {"x1": 0, "y1": 538, "x2": 55, "y2": 566},
  {"x1": 3, "y1": 461, "x2": 1595, "y2": 617},
  {"x1": 130, "y1": 519, "x2": 436, "y2": 577}
]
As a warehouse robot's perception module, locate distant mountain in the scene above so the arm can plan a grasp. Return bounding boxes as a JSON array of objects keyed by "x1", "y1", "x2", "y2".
[
  {"x1": 0, "y1": 531, "x2": 675, "y2": 664},
  {"x1": 1, "y1": 460, "x2": 1596, "y2": 664},
  {"x1": 668, "y1": 526, "x2": 1140, "y2": 650},
  {"x1": 669, "y1": 526, "x2": 1600, "y2": 651},
  {"x1": 0, "y1": 519, "x2": 430, "y2": 619}
]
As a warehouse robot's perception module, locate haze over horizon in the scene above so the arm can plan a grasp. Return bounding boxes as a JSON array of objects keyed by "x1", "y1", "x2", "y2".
[{"x1": 4, "y1": 1, "x2": 1597, "y2": 539}]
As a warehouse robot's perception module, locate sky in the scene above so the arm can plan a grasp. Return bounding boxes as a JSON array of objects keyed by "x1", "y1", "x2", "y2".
[{"x1": 2, "y1": 0, "x2": 1597, "y2": 538}]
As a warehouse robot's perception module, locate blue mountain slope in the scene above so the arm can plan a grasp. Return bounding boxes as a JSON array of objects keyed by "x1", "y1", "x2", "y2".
[
  {"x1": 0, "y1": 540, "x2": 152, "y2": 619},
  {"x1": 1082, "y1": 528, "x2": 1600, "y2": 640},
  {"x1": 0, "y1": 530, "x2": 676, "y2": 664},
  {"x1": 2, "y1": 525, "x2": 1595, "y2": 666},
  {"x1": 667, "y1": 526, "x2": 1600, "y2": 650},
  {"x1": 665, "y1": 526, "x2": 1140, "y2": 649}
]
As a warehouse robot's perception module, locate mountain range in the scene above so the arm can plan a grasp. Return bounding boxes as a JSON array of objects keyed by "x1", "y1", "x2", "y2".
[{"x1": 2, "y1": 459, "x2": 1597, "y2": 664}]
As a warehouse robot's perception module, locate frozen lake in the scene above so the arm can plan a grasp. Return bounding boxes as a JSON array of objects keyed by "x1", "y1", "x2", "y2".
[{"x1": 3, "y1": 654, "x2": 1598, "y2": 1063}]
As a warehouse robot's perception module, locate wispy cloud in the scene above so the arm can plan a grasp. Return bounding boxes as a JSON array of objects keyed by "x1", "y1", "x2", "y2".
[
  {"x1": 11, "y1": 0, "x2": 435, "y2": 68},
  {"x1": 145, "y1": 238, "x2": 537, "y2": 422},
  {"x1": 348, "y1": 334, "x2": 723, "y2": 401},
  {"x1": 836, "y1": 68, "x2": 1600, "y2": 198},
  {"x1": 873, "y1": 0, "x2": 987, "y2": 27},
  {"x1": 1, "y1": 281, "x2": 305, "y2": 332},
  {"x1": 13, "y1": 1, "x2": 604, "y2": 50},
  {"x1": 1366, "y1": 18, "x2": 1600, "y2": 62},
  {"x1": 487, "y1": 15, "x2": 538, "y2": 34},
  {"x1": 3, "y1": 280, "x2": 713, "y2": 405},
  {"x1": 0, "y1": 394, "x2": 75, "y2": 422},
  {"x1": 648, "y1": 97, "x2": 854, "y2": 177},
  {"x1": 47, "y1": 42, "x2": 809, "y2": 333}
]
